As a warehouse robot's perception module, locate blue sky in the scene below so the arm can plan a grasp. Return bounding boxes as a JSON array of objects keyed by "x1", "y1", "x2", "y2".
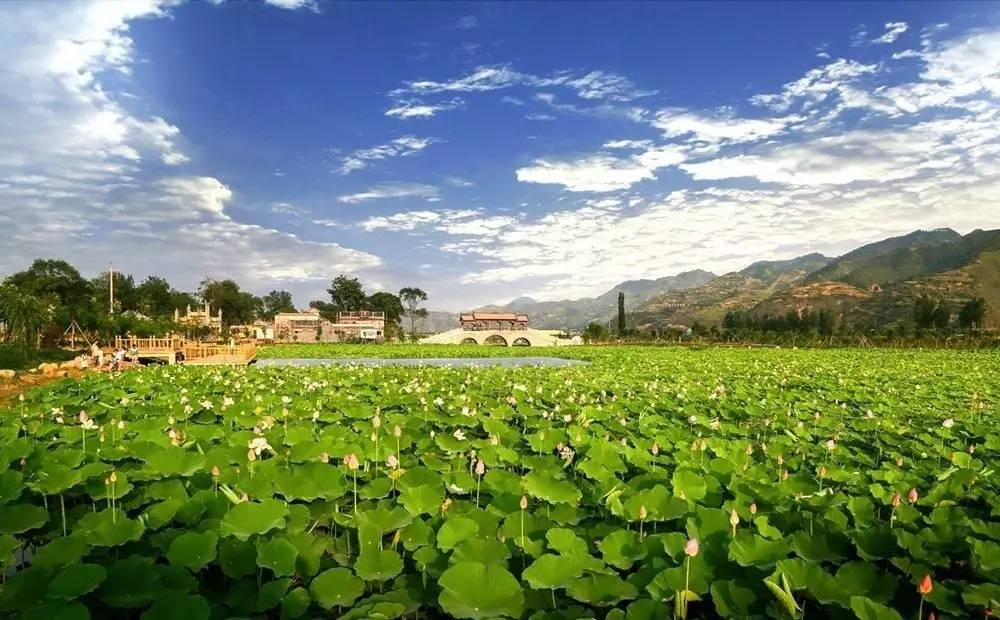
[{"x1": 1, "y1": 1, "x2": 999, "y2": 310}]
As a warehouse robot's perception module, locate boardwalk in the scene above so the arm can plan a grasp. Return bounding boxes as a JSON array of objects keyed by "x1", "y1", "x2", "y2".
[{"x1": 114, "y1": 336, "x2": 257, "y2": 365}]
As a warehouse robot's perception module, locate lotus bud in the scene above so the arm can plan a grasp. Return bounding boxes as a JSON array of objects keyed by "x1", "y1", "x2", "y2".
[
  {"x1": 908, "y1": 488, "x2": 918, "y2": 503},
  {"x1": 651, "y1": 442, "x2": 659, "y2": 455},
  {"x1": 918, "y1": 574, "x2": 933, "y2": 595},
  {"x1": 475, "y1": 459, "x2": 485, "y2": 476},
  {"x1": 211, "y1": 466, "x2": 221, "y2": 477},
  {"x1": 370, "y1": 431, "x2": 377, "y2": 442},
  {"x1": 684, "y1": 538, "x2": 700, "y2": 557},
  {"x1": 818, "y1": 465, "x2": 827, "y2": 478},
  {"x1": 387, "y1": 453, "x2": 399, "y2": 469},
  {"x1": 825, "y1": 439, "x2": 836, "y2": 451},
  {"x1": 520, "y1": 495, "x2": 528, "y2": 510},
  {"x1": 896, "y1": 456, "x2": 904, "y2": 467},
  {"x1": 247, "y1": 449, "x2": 256, "y2": 462},
  {"x1": 968, "y1": 444, "x2": 975, "y2": 454},
  {"x1": 745, "y1": 443, "x2": 753, "y2": 456},
  {"x1": 393, "y1": 425, "x2": 401, "y2": 438},
  {"x1": 319, "y1": 452, "x2": 330, "y2": 463},
  {"x1": 109, "y1": 471, "x2": 117, "y2": 483},
  {"x1": 639, "y1": 505, "x2": 647, "y2": 520},
  {"x1": 78, "y1": 411, "x2": 89, "y2": 424},
  {"x1": 373, "y1": 414, "x2": 381, "y2": 429},
  {"x1": 749, "y1": 502, "x2": 757, "y2": 515},
  {"x1": 942, "y1": 418, "x2": 954, "y2": 428},
  {"x1": 891, "y1": 492, "x2": 901, "y2": 508},
  {"x1": 776, "y1": 455, "x2": 784, "y2": 466},
  {"x1": 730, "y1": 508, "x2": 739, "y2": 527}
]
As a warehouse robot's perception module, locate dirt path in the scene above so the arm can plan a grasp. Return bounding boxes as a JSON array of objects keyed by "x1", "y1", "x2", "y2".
[{"x1": 0, "y1": 369, "x2": 87, "y2": 408}]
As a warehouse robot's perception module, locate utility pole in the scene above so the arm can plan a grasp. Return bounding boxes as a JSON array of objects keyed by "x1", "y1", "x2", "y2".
[{"x1": 109, "y1": 264, "x2": 115, "y2": 315}]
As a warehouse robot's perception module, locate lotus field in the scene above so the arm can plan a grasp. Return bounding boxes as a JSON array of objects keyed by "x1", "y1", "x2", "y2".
[{"x1": 1, "y1": 346, "x2": 999, "y2": 619}]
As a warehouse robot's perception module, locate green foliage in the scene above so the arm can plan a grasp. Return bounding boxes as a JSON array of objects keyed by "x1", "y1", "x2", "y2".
[{"x1": 1, "y1": 346, "x2": 999, "y2": 618}]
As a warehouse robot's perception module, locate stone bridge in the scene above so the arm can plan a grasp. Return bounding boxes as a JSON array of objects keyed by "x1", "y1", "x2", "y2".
[{"x1": 420, "y1": 328, "x2": 569, "y2": 347}]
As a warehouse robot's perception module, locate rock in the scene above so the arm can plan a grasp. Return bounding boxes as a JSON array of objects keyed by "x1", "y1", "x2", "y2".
[
  {"x1": 0, "y1": 369, "x2": 16, "y2": 382},
  {"x1": 39, "y1": 362, "x2": 59, "y2": 376}
]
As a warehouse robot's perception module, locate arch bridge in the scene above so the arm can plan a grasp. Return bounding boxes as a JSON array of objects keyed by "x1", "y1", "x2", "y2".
[{"x1": 420, "y1": 328, "x2": 562, "y2": 347}]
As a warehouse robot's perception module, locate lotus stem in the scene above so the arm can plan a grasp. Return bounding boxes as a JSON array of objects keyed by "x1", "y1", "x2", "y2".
[{"x1": 60, "y1": 494, "x2": 67, "y2": 537}]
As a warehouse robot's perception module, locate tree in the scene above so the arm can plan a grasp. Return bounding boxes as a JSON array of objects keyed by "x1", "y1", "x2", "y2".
[
  {"x1": 258, "y1": 290, "x2": 296, "y2": 320},
  {"x1": 617, "y1": 291, "x2": 625, "y2": 336},
  {"x1": 327, "y1": 275, "x2": 366, "y2": 316},
  {"x1": 958, "y1": 297, "x2": 986, "y2": 329},
  {"x1": 367, "y1": 291, "x2": 404, "y2": 340},
  {"x1": 135, "y1": 276, "x2": 175, "y2": 317},
  {"x1": 583, "y1": 322, "x2": 608, "y2": 343},
  {"x1": 198, "y1": 278, "x2": 258, "y2": 325},
  {"x1": 0, "y1": 284, "x2": 51, "y2": 345},
  {"x1": 91, "y1": 270, "x2": 138, "y2": 314},
  {"x1": 308, "y1": 300, "x2": 338, "y2": 323},
  {"x1": 5, "y1": 259, "x2": 92, "y2": 316},
  {"x1": 913, "y1": 294, "x2": 937, "y2": 329},
  {"x1": 399, "y1": 287, "x2": 428, "y2": 340},
  {"x1": 932, "y1": 300, "x2": 951, "y2": 330}
]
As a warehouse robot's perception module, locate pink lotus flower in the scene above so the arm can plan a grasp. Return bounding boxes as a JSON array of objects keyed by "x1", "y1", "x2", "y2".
[
  {"x1": 908, "y1": 488, "x2": 918, "y2": 503},
  {"x1": 684, "y1": 538, "x2": 700, "y2": 557}
]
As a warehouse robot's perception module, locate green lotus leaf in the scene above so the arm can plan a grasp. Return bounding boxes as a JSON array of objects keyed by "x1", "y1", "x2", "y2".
[
  {"x1": 671, "y1": 469, "x2": 707, "y2": 501},
  {"x1": 963, "y1": 582, "x2": 1000, "y2": 607},
  {"x1": 599, "y1": 529, "x2": 647, "y2": 570},
  {"x1": 401, "y1": 518, "x2": 433, "y2": 550},
  {"x1": 0, "y1": 534, "x2": 19, "y2": 568},
  {"x1": 167, "y1": 531, "x2": 218, "y2": 571},
  {"x1": 20, "y1": 601, "x2": 90, "y2": 620},
  {"x1": 256, "y1": 577, "x2": 291, "y2": 611},
  {"x1": 645, "y1": 556, "x2": 712, "y2": 599},
  {"x1": 141, "y1": 448, "x2": 207, "y2": 478},
  {"x1": 99, "y1": 556, "x2": 163, "y2": 609},
  {"x1": 270, "y1": 461, "x2": 347, "y2": 501},
  {"x1": 355, "y1": 549, "x2": 404, "y2": 581},
  {"x1": 48, "y1": 563, "x2": 107, "y2": 600},
  {"x1": 710, "y1": 580, "x2": 757, "y2": 617},
  {"x1": 280, "y1": 587, "x2": 311, "y2": 619},
  {"x1": 972, "y1": 539, "x2": 1000, "y2": 572},
  {"x1": 522, "y1": 470, "x2": 582, "y2": 505},
  {"x1": 219, "y1": 537, "x2": 257, "y2": 578},
  {"x1": 221, "y1": 499, "x2": 289, "y2": 540},
  {"x1": 0, "y1": 503, "x2": 48, "y2": 534},
  {"x1": 144, "y1": 498, "x2": 184, "y2": 530},
  {"x1": 729, "y1": 532, "x2": 790, "y2": 568},
  {"x1": 623, "y1": 485, "x2": 688, "y2": 521},
  {"x1": 140, "y1": 594, "x2": 210, "y2": 620},
  {"x1": 849, "y1": 596, "x2": 904, "y2": 620},
  {"x1": 399, "y1": 484, "x2": 444, "y2": 516},
  {"x1": 355, "y1": 504, "x2": 412, "y2": 532},
  {"x1": 75, "y1": 509, "x2": 145, "y2": 547},
  {"x1": 310, "y1": 567, "x2": 364, "y2": 608},
  {"x1": 339, "y1": 600, "x2": 407, "y2": 619},
  {"x1": 0, "y1": 470, "x2": 24, "y2": 503},
  {"x1": 624, "y1": 599, "x2": 671, "y2": 620},
  {"x1": 523, "y1": 553, "x2": 583, "y2": 589},
  {"x1": 547, "y1": 528, "x2": 590, "y2": 557},
  {"x1": 438, "y1": 562, "x2": 524, "y2": 619},
  {"x1": 791, "y1": 530, "x2": 847, "y2": 563},
  {"x1": 256, "y1": 536, "x2": 299, "y2": 577},
  {"x1": 451, "y1": 538, "x2": 511, "y2": 565},
  {"x1": 436, "y1": 517, "x2": 479, "y2": 551},
  {"x1": 567, "y1": 573, "x2": 638, "y2": 606}
]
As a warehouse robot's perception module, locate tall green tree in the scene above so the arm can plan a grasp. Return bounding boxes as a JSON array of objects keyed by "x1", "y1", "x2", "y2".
[
  {"x1": 198, "y1": 278, "x2": 258, "y2": 325},
  {"x1": 0, "y1": 284, "x2": 51, "y2": 345},
  {"x1": 958, "y1": 297, "x2": 986, "y2": 329},
  {"x1": 367, "y1": 291, "x2": 404, "y2": 340},
  {"x1": 399, "y1": 287, "x2": 428, "y2": 340},
  {"x1": 932, "y1": 300, "x2": 951, "y2": 330},
  {"x1": 327, "y1": 275, "x2": 367, "y2": 315},
  {"x1": 258, "y1": 290, "x2": 297, "y2": 320},
  {"x1": 5, "y1": 259, "x2": 92, "y2": 317},
  {"x1": 91, "y1": 271, "x2": 138, "y2": 314},
  {"x1": 617, "y1": 291, "x2": 625, "y2": 335},
  {"x1": 913, "y1": 294, "x2": 937, "y2": 329},
  {"x1": 135, "y1": 276, "x2": 176, "y2": 317}
]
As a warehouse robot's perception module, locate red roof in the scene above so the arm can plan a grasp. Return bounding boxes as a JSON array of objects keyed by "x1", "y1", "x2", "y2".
[{"x1": 460, "y1": 312, "x2": 528, "y2": 322}]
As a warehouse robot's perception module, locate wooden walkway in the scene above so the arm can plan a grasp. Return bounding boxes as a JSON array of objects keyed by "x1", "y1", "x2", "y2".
[{"x1": 114, "y1": 336, "x2": 257, "y2": 366}]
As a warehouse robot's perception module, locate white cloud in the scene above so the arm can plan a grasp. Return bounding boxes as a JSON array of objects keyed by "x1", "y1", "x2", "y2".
[
  {"x1": 337, "y1": 183, "x2": 441, "y2": 204},
  {"x1": 270, "y1": 201, "x2": 305, "y2": 216},
  {"x1": 357, "y1": 208, "x2": 516, "y2": 238},
  {"x1": 652, "y1": 109, "x2": 790, "y2": 144},
  {"x1": 516, "y1": 144, "x2": 686, "y2": 192},
  {"x1": 263, "y1": 0, "x2": 319, "y2": 10},
  {"x1": 0, "y1": 0, "x2": 385, "y2": 303},
  {"x1": 385, "y1": 98, "x2": 464, "y2": 119},
  {"x1": 750, "y1": 58, "x2": 878, "y2": 113},
  {"x1": 453, "y1": 15, "x2": 478, "y2": 30},
  {"x1": 873, "y1": 22, "x2": 908, "y2": 44},
  {"x1": 336, "y1": 135, "x2": 436, "y2": 174}
]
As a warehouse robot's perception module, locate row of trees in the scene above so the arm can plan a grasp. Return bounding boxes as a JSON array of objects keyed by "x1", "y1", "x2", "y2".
[
  {"x1": 913, "y1": 295, "x2": 986, "y2": 330},
  {"x1": 0, "y1": 258, "x2": 430, "y2": 348}
]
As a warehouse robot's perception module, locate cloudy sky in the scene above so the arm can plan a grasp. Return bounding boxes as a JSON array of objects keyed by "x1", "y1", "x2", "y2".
[{"x1": 1, "y1": 1, "x2": 999, "y2": 309}]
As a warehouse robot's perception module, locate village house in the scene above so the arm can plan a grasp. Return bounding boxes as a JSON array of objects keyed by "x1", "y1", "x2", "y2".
[{"x1": 273, "y1": 308, "x2": 385, "y2": 343}]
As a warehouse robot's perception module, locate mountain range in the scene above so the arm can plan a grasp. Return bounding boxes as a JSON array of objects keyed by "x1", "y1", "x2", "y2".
[{"x1": 475, "y1": 228, "x2": 1000, "y2": 331}]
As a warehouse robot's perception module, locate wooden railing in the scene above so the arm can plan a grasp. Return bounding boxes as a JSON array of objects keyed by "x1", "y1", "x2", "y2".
[{"x1": 113, "y1": 336, "x2": 256, "y2": 365}]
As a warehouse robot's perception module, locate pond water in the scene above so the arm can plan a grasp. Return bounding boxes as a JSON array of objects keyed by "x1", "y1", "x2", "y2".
[{"x1": 255, "y1": 357, "x2": 587, "y2": 368}]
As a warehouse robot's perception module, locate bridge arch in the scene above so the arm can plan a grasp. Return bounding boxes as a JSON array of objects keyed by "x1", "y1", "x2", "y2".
[
  {"x1": 512, "y1": 337, "x2": 531, "y2": 346},
  {"x1": 483, "y1": 334, "x2": 508, "y2": 346},
  {"x1": 459, "y1": 337, "x2": 478, "y2": 345}
]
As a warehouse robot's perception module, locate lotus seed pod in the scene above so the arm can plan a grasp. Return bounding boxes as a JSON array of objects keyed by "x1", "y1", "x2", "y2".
[{"x1": 520, "y1": 496, "x2": 528, "y2": 510}]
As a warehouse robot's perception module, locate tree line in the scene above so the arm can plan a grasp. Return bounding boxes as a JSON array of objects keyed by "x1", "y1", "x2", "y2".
[{"x1": 0, "y1": 258, "x2": 429, "y2": 348}]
